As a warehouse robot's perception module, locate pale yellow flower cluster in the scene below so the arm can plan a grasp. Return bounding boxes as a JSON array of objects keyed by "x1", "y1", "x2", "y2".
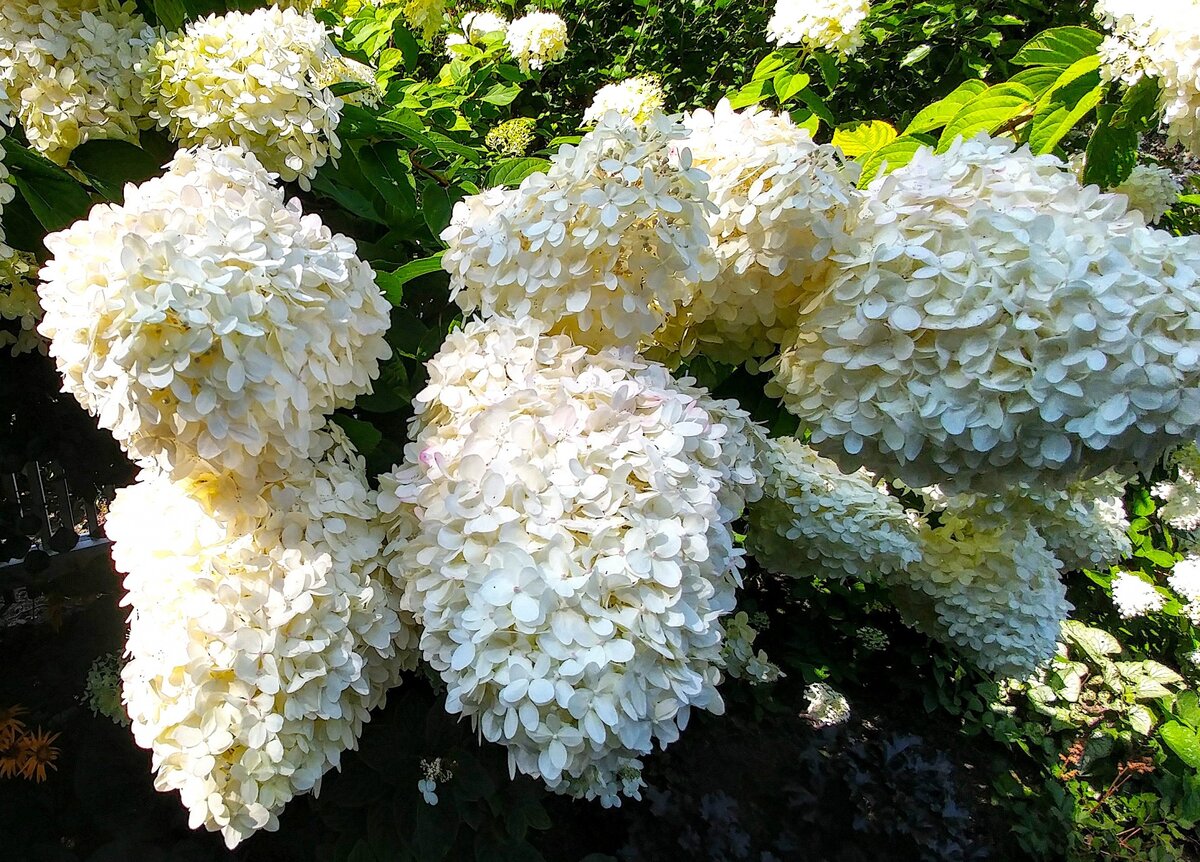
[{"x1": 0, "y1": 0, "x2": 155, "y2": 163}]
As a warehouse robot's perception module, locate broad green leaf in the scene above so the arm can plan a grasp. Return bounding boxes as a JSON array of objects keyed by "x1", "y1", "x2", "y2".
[
  {"x1": 421, "y1": 181, "x2": 452, "y2": 236},
  {"x1": 1084, "y1": 104, "x2": 1140, "y2": 187},
  {"x1": 153, "y1": 0, "x2": 187, "y2": 29},
  {"x1": 1063, "y1": 620, "x2": 1122, "y2": 660},
  {"x1": 938, "y1": 82, "x2": 1034, "y2": 151},
  {"x1": 856, "y1": 135, "x2": 933, "y2": 187},
  {"x1": 751, "y1": 51, "x2": 789, "y2": 82},
  {"x1": 900, "y1": 44, "x2": 932, "y2": 68},
  {"x1": 773, "y1": 69, "x2": 810, "y2": 103},
  {"x1": 375, "y1": 253, "x2": 446, "y2": 304},
  {"x1": 1128, "y1": 703, "x2": 1155, "y2": 736},
  {"x1": 331, "y1": 415, "x2": 382, "y2": 456},
  {"x1": 905, "y1": 80, "x2": 988, "y2": 135},
  {"x1": 486, "y1": 157, "x2": 550, "y2": 187},
  {"x1": 1012, "y1": 26, "x2": 1103, "y2": 67},
  {"x1": 727, "y1": 78, "x2": 773, "y2": 110},
  {"x1": 1113, "y1": 75, "x2": 1162, "y2": 131},
  {"x1": 1028, "y1": 74, "x2": 1102, "y2": 154},
  {"x1": 6, "y1": 145, "x2": 93, "y2": 231},
  {"x1": 1162, "y1": 720, "x2": 1200, "y2": 769},
  {"x1": 832, "y1": 120, "x2": 898, "y2": 158},
  {"x1": 815, "y1": 51, "x2": 839, "y2": 89},
  {"x1": 355, "y1": 143, "x2": 418, "y2": 219},
  {"x1": 1117, "y1": 660, "x2": 1184, "y2": 700},
  {"x1": 1037, "y1": 54, "x2": 1101, "y2": 104},
  {"x1": 794, "y1": 87, "x2": 836, "y2": 128},
  {"x1": 69, "y1": 140, "x2": 164, "y2": 202},
  {"x1": 1178, "y1": 691, "x2": 1200, "y2": 728},
  {"x1": 481, "y1": 83, "x2": 521, "y2": 105},
  {"x1": 1009, "y1": 66, "x2": 1067, "y2": 99}
]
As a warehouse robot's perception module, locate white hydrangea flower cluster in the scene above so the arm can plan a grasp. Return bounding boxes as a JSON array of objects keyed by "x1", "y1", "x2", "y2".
[
  {"x1": 770, "y1": 134, "x2": 1200, "y2": 493},
  {"x1": 37, "y1": 146, "x2": 391, "y2": 484},
  {"x1": 504, "y1": 11, "x2": 568, "y2": 74},
  {"x1": 655, "y1": 100, "x2": 861, "y2": 365},
  {"x1": 1095, "y1": 0, "x2": 1200, "y2": 153},
  {"x1": 1168, "y1": 555, "x2": 1200, "y2": 622},
  {"x1": 1155, "y1": 444, "x2": 1200, "y2": 530},
  {"x1": 1111, "y1": 570, "x2": 1166, "y2": 618},
  {"x1": 462, "y1": 10, "x2": 508, "y2": 41},
  {"x1": 111, "y1": 427, "x2": 416, "y2": 849},
  {"x1": 446, "y1": 9, "x2": 507, "y2": 54},
  {"x1": 925, "y1": 474, "x2": 1132, "y2": 573},
  {"x1": 802, "y1": 682, "x2": 851, "y2": 727},
  {"x1": 893, "y1": 513, "x2": 1069, "y2": 677},
  {"x1": 378, "y1": 317, "x2": 766, "y2": 805},
  {"x1": 143, "y1": 7, "x2": 346, "y2": 186},
  {"x1": 746, "y1": 436, "x2": 921, "y2": 582},
  {"x1": 1113, "y1": 163, "x2": 1181, "y2": 224},
  {"x1": 766, "y1": 0, "x2": 870, "y2": 58},
  {"x1": 0, "y1": 0, "x2": 154, "y2": 163},
  {"x1": 442, "y1": 112, "x2": 716, "y2": 350},
  {"x1": 0, "y1": 253, "x2": 45, "y2": 357},
  {"x1": 721, "y1": 612, "x2": 782, "y2": 684},
  {"x1": 582, "y1": 77, "x2": 667, "y2": 126}
]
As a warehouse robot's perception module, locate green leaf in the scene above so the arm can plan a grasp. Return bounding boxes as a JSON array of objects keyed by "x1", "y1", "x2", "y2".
[
  {"x1": 486, "y1": 157, "x2": 550, "y2": 187},
  {"x1": 357, "y1": 142, "x2": 418, "y2": 219},
  {"x1": 900, "y1": 44, "x2": 932, "y2": 68},
  {"x1": 1012, "y1": 26, "x2": 1103, "y2": 67},
  {"x1": 1084, "y1": 104, "x2": 1139, "y2": 187},
  {"x1": 856, "y1": 135, "x2": 932, "y2": 186},
  {"x1": 1009, "y1": 66, "x2": 1069, "y2": 99},
  {"x1": 1063, "y1": 620, "x2": 1122, "y2": 660},
  {"x1": 421, "y1": 181, "x2": 452, "y2": 236},
  {"x1": 1028, "y1": 74, "x2": 1102, "y2": 154},
  {"x1": 1112, "y1": 74, "x2": 1162, "y2": 131},
  {"x1": 1162, "y1": 721, "x2": 1200, "y2": 769},
  {"x1": 69, "y1": 140, "x2": 164, "y2": 202},
  {"x1": 6, "y1": 144, "x2": 93, "y2": 231},
  {"x1": 832, "y1": 120, "x2": 897, "y2": 157},
  {"x1": 375, "y1": 254, "x2": 446, "y2": 304},
  {"x1": 905, "y1": 80, "x2": 988, "y2": 135},
  {"x1": 1118, "y1": 660, "x2": 1184, "y2": 699},
  {"x1": 938, "y1": 82, "x2": 1034, "y2": 151},
  {"x1": 390, "y1": 21, "x2": 421, "y2": 70},
  {"x1": 332, "y1": 415, "x2": 383, "y2": 456},
  {"x1": 1128, "y1": 703, "x2": 1155, "y2": 736},
  {"x1": 727, "y1": 78, "x2": 774, "y2": 110},
  {"x1": 1178, "y1": 691, "x2": 1200, "y2": 727},
  {"x1": 814, "y1": 52, "x2": 839, "y2": 89},
  {"x1": 794, "y1": 87, "x2": 836, "y2": 128},
  {"x1": 481, "y1": 83, "x2": 522, "y2": 106},
  {"x1": 773, "y1": 69, "x2": 810, "y2": 103},
  {"x1": 751, "y1": 51, "x2": 789, "y2": 82},
  {"x1": 153, "y1": 0, "x2": 188, "y2": 29}
]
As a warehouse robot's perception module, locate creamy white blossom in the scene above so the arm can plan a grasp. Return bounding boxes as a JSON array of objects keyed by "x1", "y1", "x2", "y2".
[
  {"x1": 655, "y1": 100, "x2": 860, "y2": 365},
  {"x1": 442, "y1": 112, "x2": 716, "y2": 350},
  {"x1": 746, "y1": 436, "x2": 921, "y2": 582},
  {"x1": 110, "y1": 427, "x2": 416, "y2": 849},
  {"x1": 378, "y1": 317, "x2": 766, "y2": 805},
  {"x1": 403, "y1": 0, "x2": 446, "y2": 39},
  {"x1": 37, "y1": 146, "x2": 392, "y2": 483},
  {"x1": 802, "y1": 682, "x2": 851, "y2": 727},
  {"x1": 1095, "y1": 0, "x2": 1200, "y2": 153},
  {"x1": 924, "y1": 474, "x2": 1132, "y2": 573},
  {"x1": 893, "y1": 513, "x2": 1069, "y2": 677},
  {"x1": 1111, "y1": 570, "x2": 1166, "y2": 618},
  {"x1": 143, "y1": 7, "x2": 346, "y2": 186},
  {"x1": 0, "y1": 0, "x2": 154, "y2": 163},
  {"x1": 461, "y1": 9, "x2": 507, "y2": 41},
  {"x1": 766, "y1": 0, "x2": 869, "y2": 58},
  {"x1": 1156, "y1": 444, "x2": 1200, "y2": 530},
  {"x1": 504, "y1": 11, "x2": 568, "y2": 73},
  {"x1": 582, "y1": 77, "x2": 666, "y2": 126},
  {"x1": 1169, "y1": 555, "x2": 1200, "y2": 602},
  {"x1": 0, "y1": 253, "x2": 44, "y2": 356},
  {"x1": 721, "y1": 612, "x2": 782, "y2": 684},
  {"x1": 1113, "y1": 163, "x2": 1181, "y2": 224},
  {"x1": 770, "y1": 134, "x2": 1200, "y2": 492}
]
